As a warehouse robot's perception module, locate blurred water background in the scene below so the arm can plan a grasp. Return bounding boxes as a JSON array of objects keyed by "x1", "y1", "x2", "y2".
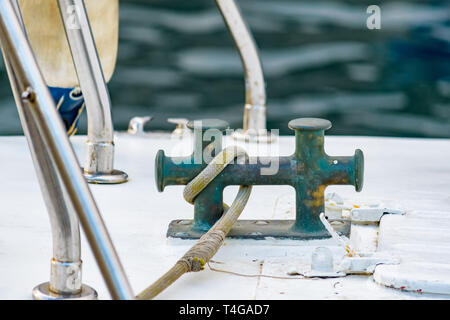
[{"x1": 0, "y1": 0, "x2": 449, "y2": 137}]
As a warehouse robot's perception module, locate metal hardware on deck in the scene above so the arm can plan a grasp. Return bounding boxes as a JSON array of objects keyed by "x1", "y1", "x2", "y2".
[
  {"x1": 216, "y1": 0, "x2": 273, "y2": 143},
  {"x1": 3, "y1": 0, "x2": 95, "y2": 300},
  {"x1": 0, "y1": 0, "x2": 134, "y2": 299},
  {"x1": 156, "y1": 117, "x2": 364, "y2": 239},
  {"x1": 305, "y1": 247, "x2": 345, "y2": 278},
  {"x1": 350, "y1": 207, "x2": 405, "y2": 224},
  {"x1": 57, "y1": 0, "x2": 128, "y2": 184},
  {"x1": 128, "y1": 116, "x2": 152, "y2": 135},
  {"x1": 339, "y1": 253, "x2": 399, "y2": 275},
  {"x1": 168, "y1": 118, "x2": 190, "y2": 138}
]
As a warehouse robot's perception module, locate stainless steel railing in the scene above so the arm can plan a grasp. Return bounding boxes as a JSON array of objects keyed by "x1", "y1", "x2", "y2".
[
  {"x1": 216, "y1": 0, "x2": 272, "y2": 142},
  {"x1": 0, "y1": 0, "x2": 134, "y2": 300},
  {"x1": 57, "y1": 0, "x2": 128, "y2": 184}
]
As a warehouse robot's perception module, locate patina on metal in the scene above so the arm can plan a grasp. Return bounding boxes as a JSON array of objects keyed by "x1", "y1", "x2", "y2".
[{"x1": 156, "y1": 117, "x2": 364, "y2": 239}]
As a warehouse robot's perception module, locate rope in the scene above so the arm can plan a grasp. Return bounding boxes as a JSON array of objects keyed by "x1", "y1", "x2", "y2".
[
  {"x1": 319, "y1": 213, "x2": 359, "y2": 257},
  {"x1": 137, "y1": 146, "x2": 252, "y2": 300},
  {"x1": 183, "y1": 146, "x2": 247, "y2": 205}
]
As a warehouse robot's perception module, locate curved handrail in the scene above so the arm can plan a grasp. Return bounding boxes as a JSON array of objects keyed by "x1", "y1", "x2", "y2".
[
  {"x1": 0, "y1": 0, "x2": 134, "y2": 299},
  {"x1": 57, "y1": 0, "x2": 127, "y2": 184},
  {"x1": 216, "y1": 0, "x2": 267, "y2": 136}
]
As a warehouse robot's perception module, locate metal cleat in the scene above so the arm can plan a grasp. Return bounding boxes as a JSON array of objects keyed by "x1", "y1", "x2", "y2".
[
  {"x1": 350, "y1": 207, "x2": 405, "y2": 224},
  {"x1": 128, "y1": 116, "x2": 152, "y2": 135},
  {"x1": 324, "y1": 192, "x2": 405, "y2": 224},
  {"x1": 155, "y1": 117, "x2": 364, "y2": 239},
  {"x1": 339, "y1": 253, "x2": 400, "y2": 275},
  {"x1": 168, "y1": 118, "x2": 190, "y2": 138}
]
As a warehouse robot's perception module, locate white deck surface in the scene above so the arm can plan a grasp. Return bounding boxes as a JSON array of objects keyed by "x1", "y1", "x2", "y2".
[{"x1": 0, "y1": 133, "x2": 449, "y2": 299}]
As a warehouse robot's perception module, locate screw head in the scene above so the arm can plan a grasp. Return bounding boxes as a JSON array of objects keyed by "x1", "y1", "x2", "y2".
[{"x1": 21, "y1": 87, "x2": 36, "y2": 103}]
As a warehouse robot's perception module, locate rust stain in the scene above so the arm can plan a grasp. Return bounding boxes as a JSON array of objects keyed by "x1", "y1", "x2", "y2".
[{"x1": 304, "y1": 185, "x2": 326, "y2": 208}]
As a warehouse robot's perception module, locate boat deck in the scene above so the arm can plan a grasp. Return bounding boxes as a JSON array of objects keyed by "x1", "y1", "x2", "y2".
[{"x1": 0, "y1": 133, "x2": 449, "y2": 299}]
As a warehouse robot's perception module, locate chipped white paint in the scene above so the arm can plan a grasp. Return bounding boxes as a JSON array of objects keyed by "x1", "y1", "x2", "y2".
[
  {"x1": 349, "y1": 224, "x2": 379, "y2": 253},
  {"x1": 375, "y1": 210, "x2": 450, "y2": 295},
  {"x1": 374, "y1": 263, "x2": 450, "y2": 295},
  {"x1": 0, "y1": 134, "x2": 449, "y2": 299}
]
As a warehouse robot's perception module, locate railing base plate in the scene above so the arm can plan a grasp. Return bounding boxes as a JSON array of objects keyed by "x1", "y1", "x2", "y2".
[
  {"x1": 82, "y1": 169, "x2": 128, "y2": 184},
  {"x1": 32, "y1": 282, "x2": 98, "y2": 300}
]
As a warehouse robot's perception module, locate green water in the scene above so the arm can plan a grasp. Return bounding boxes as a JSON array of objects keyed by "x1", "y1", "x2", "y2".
[{"x1": 0, "y1": 0, "x2": 449, "y2": 137}]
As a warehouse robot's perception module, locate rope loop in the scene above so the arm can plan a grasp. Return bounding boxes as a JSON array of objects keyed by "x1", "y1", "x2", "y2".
[
  {"x1": 178, "y1": 145, "x2": 251, "y2": 273},
  {"x1": 137, "y1": 145, "x2": 253, "y2": 299},
  {"x1": 183, "y1": 145, "x2": 248, "y2": 205}
]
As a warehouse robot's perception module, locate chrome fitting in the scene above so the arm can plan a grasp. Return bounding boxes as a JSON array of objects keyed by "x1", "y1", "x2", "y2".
[
  {"x1": 57, "y1": 0, "x2": 128, "y2": 184},
  {"x1": 32, "y1": 260, "x2": 97, "y2": 300},
  {"x1": 128, "y1": 116, "x2": 152, "y2": 135},
  {"x1": 82, "y1": 141, "x2": 128, "y2": 184},
  {"x1": 168, "y1": 118, "x2": 190, "y2": 138},
  {"x1": 216, "y1": 0, "x2": 273, "y2": 143}
]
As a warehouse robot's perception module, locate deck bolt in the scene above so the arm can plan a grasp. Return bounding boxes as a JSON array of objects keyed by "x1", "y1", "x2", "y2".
[{"x1": 21, "y1": 87, "x2": 36, "y2": 103}]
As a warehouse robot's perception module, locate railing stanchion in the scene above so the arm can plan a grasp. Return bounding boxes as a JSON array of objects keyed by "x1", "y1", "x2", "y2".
[{"x1": 0, "y1": 0, "x2": 134, "y2": 299}]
